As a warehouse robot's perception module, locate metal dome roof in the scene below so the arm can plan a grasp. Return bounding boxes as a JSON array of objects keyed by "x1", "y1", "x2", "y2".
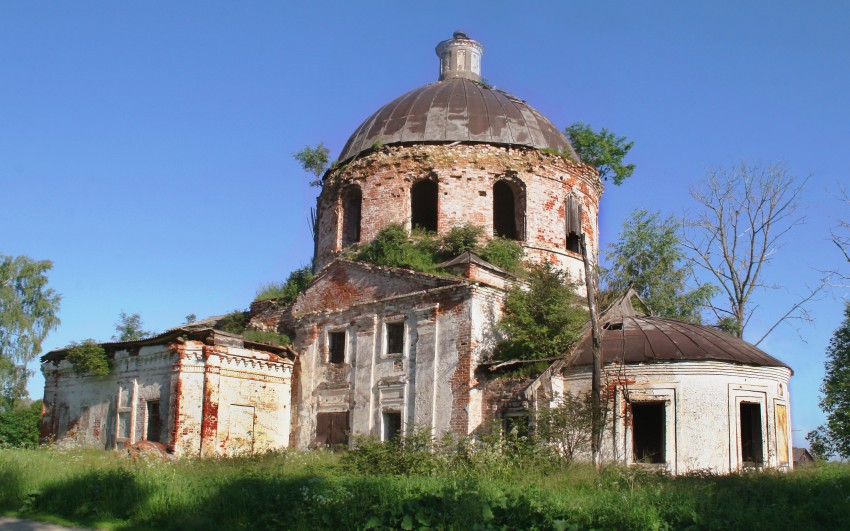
[
  {"x1": 569, "y1": 316, "x2": 791, "y2": 370},
  {"x1": 337, "y1": 78, "x2": 575, "y2": 162}
]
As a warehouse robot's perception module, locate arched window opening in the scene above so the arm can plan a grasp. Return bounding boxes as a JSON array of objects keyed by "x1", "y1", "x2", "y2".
[
  {"x1": 341, "y1": 186, "x2": 362, "y2": 247},
  {"x1": 566, "y1": 194, "x2": 582, "y2": 253},
  {"x1": 493, "y1": 180, "x2": 521, "y2": 240},
  {"x1": 411, "y1": 180, "x2": 438, "y2": 231}
]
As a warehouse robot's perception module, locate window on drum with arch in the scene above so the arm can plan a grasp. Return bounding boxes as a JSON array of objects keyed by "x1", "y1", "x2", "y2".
[
  {"x1": 566, "y1": 194, "x2": 582, "y2": 253},
  {"x1": 493, "y1": 179, "x2": 525, "y2": 241},
  {"x1": 341, "y1": 185, "x2": 362, "y2": 246},
  {"x1": 411, "y1": 179, "x2": 438, "y2": 231}
]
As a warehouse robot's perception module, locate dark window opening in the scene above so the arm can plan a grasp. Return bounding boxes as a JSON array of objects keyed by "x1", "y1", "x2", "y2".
[
  {"x1": 566, "y1": 194, "x2": 583, "y2": 253},
  {"x1": 632, "y1": 402, "x2": 666, "y2": 464},
  {"x1": 493, "y1": 181, "x2": 520, "y2": 240},
  {"x1": 411, "y1": 180, "x2": 438, "y2": 231},
  {"x1": 146, "y1": 400, "x2": 161, "y2": 442},
  {"x1": 315, "y1": 411, "x2": 349, "y2": 447},
  {"x1": 603, "y1": 322, "x2": 623, "y2": 331},
  {"x1": 740, "y1": 402, "x2": 764, "y2": 465},
  {"x1": 386, "y1": 322, "x2": 404, "y2": 355},
  {"x1": 341, "y1": 186, "x2": 362, "y2": 246},
  {"x1": 328, "y1": 331, "x2": 345, "y2": 364},
  {"x1": 504, "y1": 414, "x2": 530, "y2": 439},
  {"x1": 383, "y1": 411, "x2": 402, "y2": 441}
]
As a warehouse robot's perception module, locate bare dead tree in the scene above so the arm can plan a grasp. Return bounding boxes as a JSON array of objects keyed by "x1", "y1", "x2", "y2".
[
  {"x1": 580, "y1": 233, "x2": 603, "y2": 470},
  {"x1": 682, "y1": 162, "x2": 822, "y2": 345},
  {"x1": 832, "y1": 188, "x2": 850, "y2": 282}
]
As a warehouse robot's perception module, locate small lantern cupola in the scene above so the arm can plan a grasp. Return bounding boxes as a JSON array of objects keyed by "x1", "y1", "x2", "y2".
[{"x1": 435, "y1": 31, "x2": 484, "y2": 82}]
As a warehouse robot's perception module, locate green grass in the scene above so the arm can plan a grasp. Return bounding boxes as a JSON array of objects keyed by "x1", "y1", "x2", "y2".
[{"x1": 1, "y1": 447, "x2": 848, "y2": 530}]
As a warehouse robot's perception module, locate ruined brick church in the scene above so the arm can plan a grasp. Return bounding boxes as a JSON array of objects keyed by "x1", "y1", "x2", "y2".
[{"x1": 41, "y1": 33, "x2": 794, "y2": 473}]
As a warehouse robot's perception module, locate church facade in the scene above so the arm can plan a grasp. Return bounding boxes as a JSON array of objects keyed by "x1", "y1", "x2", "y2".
[{"x1": 40, "y1": 32, "x2": 794, "y2": 473}]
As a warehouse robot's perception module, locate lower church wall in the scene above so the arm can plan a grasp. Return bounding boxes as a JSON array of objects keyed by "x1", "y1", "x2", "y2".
[{"x1": 558, "y1": 361, "x2": 793, "y2": 474}]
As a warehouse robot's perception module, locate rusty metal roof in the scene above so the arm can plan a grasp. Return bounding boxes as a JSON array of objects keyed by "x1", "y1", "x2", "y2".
[
  {"x1": 338, "y1": 78, "x2": 575, "y2": 162},
  {"x1": 568, "y1": 316, "x2": 791, "y2": 370}
]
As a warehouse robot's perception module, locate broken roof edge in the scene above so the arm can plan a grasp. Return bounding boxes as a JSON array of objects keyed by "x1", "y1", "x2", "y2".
[
  {"x1": 41, "y1": 327, "x2": 296, "y2": 363},
  {"x1": 436, "y1": 251, "x2": 512, "y2": 277}
]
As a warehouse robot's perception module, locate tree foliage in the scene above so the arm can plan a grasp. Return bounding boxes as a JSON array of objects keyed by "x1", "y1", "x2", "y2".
[
  {"x1": 0, "y1": 255, "x2": 61, "y2": 365},
  {"x1": 112, "y1": 312, "x2": 150, "y2": 342},
  {"x1": 66, "y1": 340, "x2": 110, "y2": 377},
  {"x1": 294, "y1": 143, "x2": 331, "y2": 187},
  {"x1": 496, "y1": 263, "x2": 587, "y2": 361},
  {"x1": 603, "y1": 209, "x2": 714, "y2": 322},
  {"x1": 255, "y1": 267, "x2": 315, "y2": 303},
  {"x1": 564, "y1": 123, "x2": 635, "y2": 185},
  {"x1": 0, "y1": 399, "x2": 42, "y2": 447},
  {"x1": 682, "y1": 162, "x2": 820, "y2": 343},
  {"x1": 807, "y1": 301, "x2": 850, "y2": 459}
]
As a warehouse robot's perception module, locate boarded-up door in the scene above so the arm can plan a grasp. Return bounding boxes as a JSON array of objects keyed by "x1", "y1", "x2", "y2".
[
  {"x1": 776, "y1": 404, "x2": 789, "y2": 466},
  {"x1": 228, "y1": 405, "x2": 255, "y2": 455},
  {"x1": 315, "y1": 412, "x2": 349, "y2": 447}
]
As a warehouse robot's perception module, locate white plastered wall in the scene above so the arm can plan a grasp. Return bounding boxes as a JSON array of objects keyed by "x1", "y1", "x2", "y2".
[{"x1": 558, "y1": 361, "x2": 793, "y2": 474}]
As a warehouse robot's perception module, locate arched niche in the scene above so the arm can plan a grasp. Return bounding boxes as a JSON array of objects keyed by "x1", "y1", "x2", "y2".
[
  {"x1": 340, "y1": 185, "x2": 362, "y2": 247},
  {"x1": 411, "y1": 179, "x2": 438, "y2": 231},
  {"x1": 493, "y1": 179, "x2": 525, "y2": 240}
]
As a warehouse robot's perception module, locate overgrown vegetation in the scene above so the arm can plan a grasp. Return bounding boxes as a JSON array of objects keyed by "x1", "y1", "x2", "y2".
[
  {"x1": 294, "y1": 143, "x2": 330, "y2": 187},
  {"x1": 241, "y1": 329, "x2": 291, "y2": 347},
  {"x1": 0, "y1": 399, "x2": 41, "y2": 447},
  {"x1": 111, "y1": 312, "x2": 150, "y2": 342},
  {"x1": 351, "y1": 223, "x2": 524, "y2": 275},
  {"x1": 496, "y1": 262, "x2": 587, "y2": 361},
  {"x1": 255, "y1": 266, "x2": 314, "y2": 302},
  {"x1": 214, "y1": 311, "x2": 290, "y2": 347},
  {"x1": 65, "y1": 341, "x2": 110, "y2": 377},
  {"x1": 0, "y1": 447, "x2": 847, "y2": 530},
  {"x1": 564, "y1": 122, "x2": 635, "y2": 185}
]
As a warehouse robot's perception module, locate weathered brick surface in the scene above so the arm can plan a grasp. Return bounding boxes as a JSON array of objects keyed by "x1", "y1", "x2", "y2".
[{"x1": 315, "y1": 144, "x2": 602, "y2": 282}]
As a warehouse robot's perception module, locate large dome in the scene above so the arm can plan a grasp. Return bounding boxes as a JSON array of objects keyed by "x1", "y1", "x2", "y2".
[{"x1": 337, "y1": 32, "x2": 574, "y2": 162}]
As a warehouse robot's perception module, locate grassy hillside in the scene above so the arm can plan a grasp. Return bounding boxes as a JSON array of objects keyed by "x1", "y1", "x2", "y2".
[{"x1": 0, "y1": 445, "x2": 848, "y2": 530}]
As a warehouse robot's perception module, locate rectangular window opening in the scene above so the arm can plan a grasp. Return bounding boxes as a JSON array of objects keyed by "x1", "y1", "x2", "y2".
[
  {"x1": 382, "y1": 411, "x2": 402, "y2": 441},
  {"x1": 145, "y1": 400, "x2": 161, "y2": 443},
  {"x1": 632, "y1": 401, "x2": 666, "y2": 464},
  {"x1": 503, "y1": 414, "x2": 530, "y2": 439},
  {"x1": 740, "y1": 402, "x2": 764, "y2": 466},
  {"x1": 386, "y1": 322, "x2": 404, "y2": 356},
  {"x1": 328, "y1": 331, "x2": 346, "y2": 364}
]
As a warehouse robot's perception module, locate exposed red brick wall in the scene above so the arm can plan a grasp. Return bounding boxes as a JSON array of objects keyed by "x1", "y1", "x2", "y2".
[{"x1": 314, "y1": 144, "x2": 602, "y2": 273}]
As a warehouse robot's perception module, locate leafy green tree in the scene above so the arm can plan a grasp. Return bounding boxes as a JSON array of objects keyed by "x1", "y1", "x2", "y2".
[
  {"x1": 806, "y1": 301, "x2": 850, "y2": 459},
  {"x1": 0, "y1": 255, "x2": 61, "y2": 364},
  {"x1": 294, "y1": 143, "x2": 331, "y2": 187},
  {"x1": 564, "y1": 122, "x2": 635, "y2": 185},
  {"x1": 66, "y1": 340, "x2": 110, "y2": 377},
  {"x1": 112, "y1": 312, "x2": 150, "y2": 341},
  {"x1": 496, "y1": 262, "x2": 587, "y2": 361},
  {"x1": 0, "y1": 254, "x2": 61, "y2": 407},
  {"x1": 603, "y1": 209, "x2": 715, "y2": 322},
  {"x1": 0, "y1": 399, "x2": 42, "y2": 447}
]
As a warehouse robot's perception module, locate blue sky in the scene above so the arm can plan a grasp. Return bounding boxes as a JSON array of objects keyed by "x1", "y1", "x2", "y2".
[{"x1": 2, "y1": 1, "x2": 848, "y2": 448}]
